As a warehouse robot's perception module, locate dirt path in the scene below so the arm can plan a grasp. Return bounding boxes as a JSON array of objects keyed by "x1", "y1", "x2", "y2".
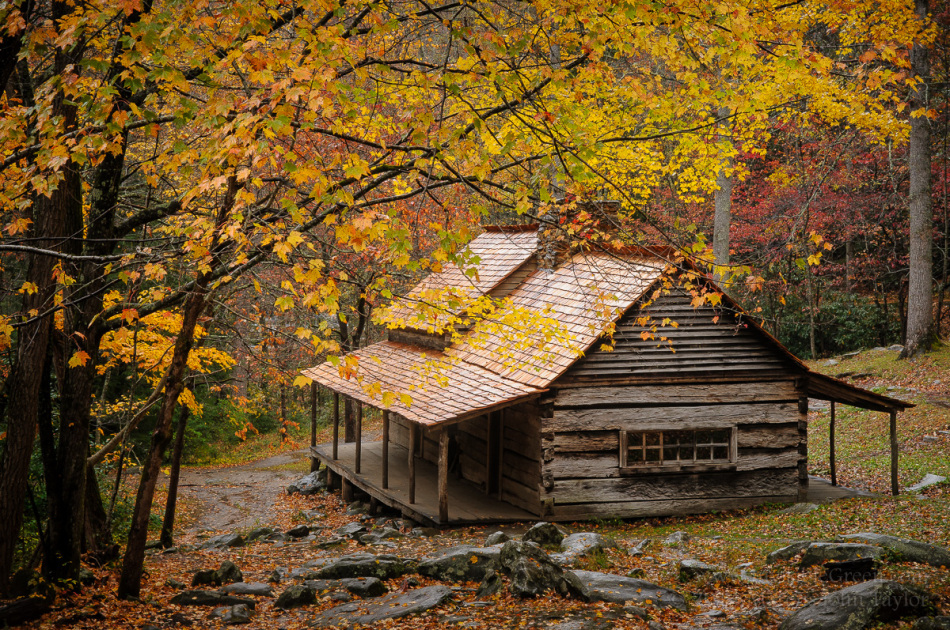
[{"x1": 171, "y1": 449, "x2": 311, "y2": 538}]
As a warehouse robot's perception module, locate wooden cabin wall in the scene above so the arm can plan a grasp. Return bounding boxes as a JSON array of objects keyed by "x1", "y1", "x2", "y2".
[
  {"x1": 540, "y1": 380, "x2": 807, "y2": 520},
  {"x1": 456, "y1": 415, "x2": 489, "y2": 489},
  {"x1": 500, "y1": 400, "x2": 542, "y2": 514}
]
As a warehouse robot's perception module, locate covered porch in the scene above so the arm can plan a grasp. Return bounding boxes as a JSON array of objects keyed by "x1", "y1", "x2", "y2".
[{"x1": 311, "y1": 440, "x2": 535, "y2": 526}]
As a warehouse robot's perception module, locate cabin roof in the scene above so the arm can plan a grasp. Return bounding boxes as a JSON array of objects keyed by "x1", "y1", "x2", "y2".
[
  {"x1": 303, "y1": 227, "x2": 913, "y2": 425},
  {"x1": 379, "y1": 227, "x2": 538, "y2": 329}
]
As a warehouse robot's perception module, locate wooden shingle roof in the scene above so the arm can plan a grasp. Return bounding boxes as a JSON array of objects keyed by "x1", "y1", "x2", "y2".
[{"x1": 380, "y1": 227, "x2": 538, "y2": 330}]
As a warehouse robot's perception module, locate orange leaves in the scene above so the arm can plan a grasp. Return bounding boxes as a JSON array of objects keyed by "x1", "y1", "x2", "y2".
[{"x1": 68, "y1": 350, "x2": 91, "y2": 368}]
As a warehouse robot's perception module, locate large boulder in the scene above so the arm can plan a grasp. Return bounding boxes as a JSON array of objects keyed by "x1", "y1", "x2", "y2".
[
  {"x1": 799, "y1": 543, "x2": 885, "y2": 568},
  {"x1": 840, "y1": 533, "x2": 950, "y2": 568},
  {"x1": 275, "y1": 584, "x2": 317, "y2": 609},
  {"x1": 767, "y1": 541, "x2": 812, "y2": 564},
  {"x1": 497, "y1": 541, "x2": 587, "y2": 599},
  {"x1": 678, "y1": 559, "x2": 723, "y2": 581},
  {"x1": 170, "y1": 590, "x2": 255, "y2": 607},
  {"x1": 220, "y1": 582, "x2": 274, "y2": 597},
  {"x1": 287, "y1": 471, "x2": 326, "y2": 496},
  {"x1": 572, "y1": 570, "x2": 687, "y2": 610},
  {"x1": 313, "y1": 553, "x2": 416, "y2": 580},
  {"x1": 779, "y1": 580, "x2": 934, "y2": 630},
  {"x1": 417, "y1": 545, "x2": 501, "y2": 582},
  {"x1": 359, "y1": 527, "x2": 404, "y2": 545},
  {"x1": 307, "y1": 585, "x2": 453, "y2": 627},
  {"x1": 551, "y1": 533, "x2": 612, "y2": 566},
  {"x1": 197, "y1": 533, "x2": 245, "y2": 550},
  {"x1": 522, "y1": 522, "x2": 566, "y2": 548},
  {"x1": 209, "y1": 604, "x2": 253, "y2": 625},
  {"x1": 303, "y1": 578, "x2": 387, "y2": 599}
]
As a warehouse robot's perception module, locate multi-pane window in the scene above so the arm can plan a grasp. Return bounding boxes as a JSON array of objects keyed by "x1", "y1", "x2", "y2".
[{"x1": 620, "y1": 428, "x2": 734, "y2": 471}]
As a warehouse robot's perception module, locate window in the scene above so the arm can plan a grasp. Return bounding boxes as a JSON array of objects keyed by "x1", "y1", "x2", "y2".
[{"x1": 620, "y1": 427, "x2": 736, "y2": 473}]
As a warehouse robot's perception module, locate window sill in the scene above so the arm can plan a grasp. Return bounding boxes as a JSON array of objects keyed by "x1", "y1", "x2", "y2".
[{"x1": 619, "y1": 463, "x2": 737, "y2": 475}]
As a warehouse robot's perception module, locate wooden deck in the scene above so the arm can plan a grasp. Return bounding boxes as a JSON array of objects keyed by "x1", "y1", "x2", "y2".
[{"x1": 311, "y1": 441, "x2": 536, "y2": 526}]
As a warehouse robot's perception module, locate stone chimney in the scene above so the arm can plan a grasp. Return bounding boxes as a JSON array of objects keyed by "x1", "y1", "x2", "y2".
[{"x1": 537, "y1": 199, "x2": 621, "y2": 269}]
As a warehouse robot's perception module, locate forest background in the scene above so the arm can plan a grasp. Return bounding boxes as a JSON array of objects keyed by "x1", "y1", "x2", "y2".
[{"x1": 0, "y1": 0, "x2": 948, "y2": 607}]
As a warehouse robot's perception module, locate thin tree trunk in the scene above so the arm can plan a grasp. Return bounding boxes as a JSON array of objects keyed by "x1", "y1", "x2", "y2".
[
  {"x1": 807, "y1": 264, "x2": 818, "y2": 359},
  {"x1": 117, "y1": 289, "x2": 208, "y2": 599},
  {"x1": 712, "y1": 105, "x2": 733, "y2": 279},
  {"x1": 160, "y1": 404, "x2": 190, "y2": 548},
  {"x1": 902, "y1": 0, "x2": 935, "y2": 358}
]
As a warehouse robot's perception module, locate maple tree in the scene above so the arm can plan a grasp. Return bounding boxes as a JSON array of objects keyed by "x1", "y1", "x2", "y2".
[{"x1": 0, "y1": 0, "x2": 941, "y2": 606}]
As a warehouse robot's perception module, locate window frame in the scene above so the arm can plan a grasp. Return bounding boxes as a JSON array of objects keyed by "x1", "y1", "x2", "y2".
[{"x1": 618, "y1": 425, "x2": 738, "y2": 474}]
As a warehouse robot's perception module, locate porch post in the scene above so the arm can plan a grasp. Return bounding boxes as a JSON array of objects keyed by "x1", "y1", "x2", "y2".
[
  {"x1": 438, "y1": 428, "x2": 449, "y2": 523},
  {"x1": 829, "y1": 401, "x2": 836, "y2": 486},
  {"x1": 408, "y1": 423, "x2": 417, "y2": 504},
  {"x1": 890, "y1": 410, "x2": 899, "y2": 496},
  {"x1": 310, "y1": 382, "x2": 318, "y2": 472},
  {"x1": 355, "y1": 401, "x2": 362, "y2": 474},
  {"x1": 382, "y1": 411, "x2": 390, "y2": 489},
  {"x1": 332, "y1": 392, "x2": 340, "y2": 460}
]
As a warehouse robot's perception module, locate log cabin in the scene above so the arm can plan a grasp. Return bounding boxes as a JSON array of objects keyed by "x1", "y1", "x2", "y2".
[{"x1": 301, "y1": 220, "x2": 912, "y2": 525}]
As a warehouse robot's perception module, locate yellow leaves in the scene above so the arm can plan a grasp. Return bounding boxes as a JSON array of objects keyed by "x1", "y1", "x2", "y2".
[
  {"x1": 18, "y1": 281, "x2": 38, "y2": 295},
  {"x1": 0, "y1": 317, "x2": 13, "y2": 352},
  {"x1": 68, "y1": 350, "x2": 91, "y2": 368},
  {"x1": 293, "y1": 374, "x2": 313, "y2": 388},
  {"x1": 274, "y1": 295, "x2": 295, "y2": 311},
  {"x1": 6, "y1": 217, "x2": 31, "y2": 235}
]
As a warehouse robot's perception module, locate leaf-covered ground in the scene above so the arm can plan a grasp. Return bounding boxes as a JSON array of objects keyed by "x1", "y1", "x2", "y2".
[{"x1": 11, "y1": 345, "x2": 950, "y2": 629}]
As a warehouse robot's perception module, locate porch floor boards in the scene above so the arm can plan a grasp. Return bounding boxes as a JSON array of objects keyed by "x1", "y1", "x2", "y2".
[{"x1": 311, "y1": 441, "x2": 536, "y2": 526}]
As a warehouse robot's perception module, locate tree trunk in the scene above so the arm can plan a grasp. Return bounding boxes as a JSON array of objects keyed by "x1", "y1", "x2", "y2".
[
  {"x1": 344, "y1": 397, "x2": 356, "y2": 442},
  {"x1": 902, "y1": 0, "x2": 934, "y2": 358},
  {"x1": 117, "y1": 289, "x2": 207, "y2": 599},
  {"x1": 160, "y1": 404, "x2": 190, "y2": 548},
  {"x1": 0, "y1": 37, "x2": 75, "y2": 588}
]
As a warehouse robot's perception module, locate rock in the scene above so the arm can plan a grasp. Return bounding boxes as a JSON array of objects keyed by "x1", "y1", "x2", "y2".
[
  {"x1": 417, "y1": 545, "x2": 500, "y2": 582},
  {"x1": 221, "y1": 582, "x2": 275, "y2": 597},
  {"x1": 336, "y1": 522, "x2": 368, "y2": 539},
  {"x1": 780, "y1": 503, "x2": 820, "y2": 515},
  {"x1": 664, "y1": 531, "x2": 690, "y2": 546},
  {"x1": 908, "y1": 474, "x2": 947, "y2": 492},
  {"x1": 779, "y1": 579, "x2": 934, "y2": 630},
  {"x1": 476, "y1": 571, "x2": 504, "y2": 598},
  {"x1": 701, "y1": 609, "x2": 727, "y2": 618},
  {"x1": 210, "y1": 604, "x2": 253, "y2": 625},
  {"x1": 307, "y1": 585, "x2": 453, "y2": 626},
  {"x1": 572, "y1": 571, "x2": 687, "y2": 610},
  {"x1": 341, "y1": 577, "x2": 387, "y2": 598},
  {"x1": 888, "y1": 344, "x2": 904, "y2": 352},
  {"x1": 314, "y1": 536, "x2": 346, "y2": 549},
  {"x1": 766, "y1": 541, "x2": 812, "y2": 564},
  {"x1": 287, "y1": 471, "x2": 326, "y2": 496},
  {"x1": 678, "y1": 559, "x2": 721, "y2": 581},
  {"x1": 346, "y1": 501, "x2": 370, "y2": 515},
  {"x1": 165, "y1": 578, "x2": 186, "y2": 589},
  {"x1": 823, "y1": 359, "x2": 839, "y2": 367},
  {"x1": 197, "y1": 533, "x2": 245, "y2": 550},
  {"x1": 275, "y1": 584, "x2": 317, "y2": 609},
  {"x1": 313, "y1": 553, "x2": 416, "y2": 580},
  {"x1": 821, "y1": 558, "x2": 877, "y2": 582},
  {"x1": 913, "y1": 618, "x2": 950, "y2": 630},
  {"x1": 626, "y1": 568, "x2": 646, "y2": 578},
  {"x1": 359, "y1": 527, "x2": 404, "y2": 545},
  {"x1": 192, "y1": 561, "x2": 243, "y2": 587},
  {"x1": 408, "y1": 526, "x2": 440, "y2": 538},
  {"x1": 265, "y1": 532, "x2": 291, "y2": 543},
  {"x1": 840, "y1": 533, "x2": 950, "y2": 568},
  {"x1": 629, "y1": 539, "x2": 652, "y2": 556},
  {"x1": 522, "y1": 522, "x2": 566, "y2": 547},
  {"x1": 799, "y1": 543, "x2": 886, "y2": 568},
  {"x1": 170, "y1": 590, "x2": 256, "y2": 607},
  {"x1": 551, "y1": 533, "x2": 612, "y2": 565},
  {"x1": 217, "y1": 561, "x2": 243, "y2": 585},
  {"x1": 192, "y1": 569, "x2": 218, "y2": 587},
  {"x1": 287, "y1": 524, "x2": 310, "y2": 538},
  {"x1": 485, "y1": 531, "x2": 510, "y2": 546},
  {"x1": 497, "y1": 540, "x2": 587, "y2": 599},
  {"x1": 246, "y1": 527, "x2": 275, "y2": 542},
  {"x1": 738, "y1": 569, "x2": 770, "y2": 585}
]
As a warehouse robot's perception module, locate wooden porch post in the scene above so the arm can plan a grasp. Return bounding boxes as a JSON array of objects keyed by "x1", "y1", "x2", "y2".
[
  {"x1": 332, "y1": 392, "x2": 340, "y2": 460},
  {"x1": 438, "y1": 429, "x2": 449, "y2": 522},
  {"x1": 890, "y1": 410, "x2": 899, "y2": 496},
  {"x1": 310, "y1": 382, "x2": 319, "y2": 472},
  {"x1": 355, "y1": 402, "x2": 362, "y2": 474},
  {"x1": 381, "y1": 411, "x2": 390, "y2": 489},
  {"x1": 829, "y1": 401, "x2": 836, "y2": 486},
  {"x1": 408, "y1": 423, "x2": 417, "y2": 504}
]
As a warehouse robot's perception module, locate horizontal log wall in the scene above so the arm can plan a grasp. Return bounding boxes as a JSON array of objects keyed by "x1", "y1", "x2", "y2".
[
  {"x1": 541, "y1": 379, "x2": 807, "y2": 519},
  {"x1": 561, "y1": 290, "x2": 796, "y2": 384},
  {"x1": 456, "y1": 415, "x2": 488, "y2": 489}
]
